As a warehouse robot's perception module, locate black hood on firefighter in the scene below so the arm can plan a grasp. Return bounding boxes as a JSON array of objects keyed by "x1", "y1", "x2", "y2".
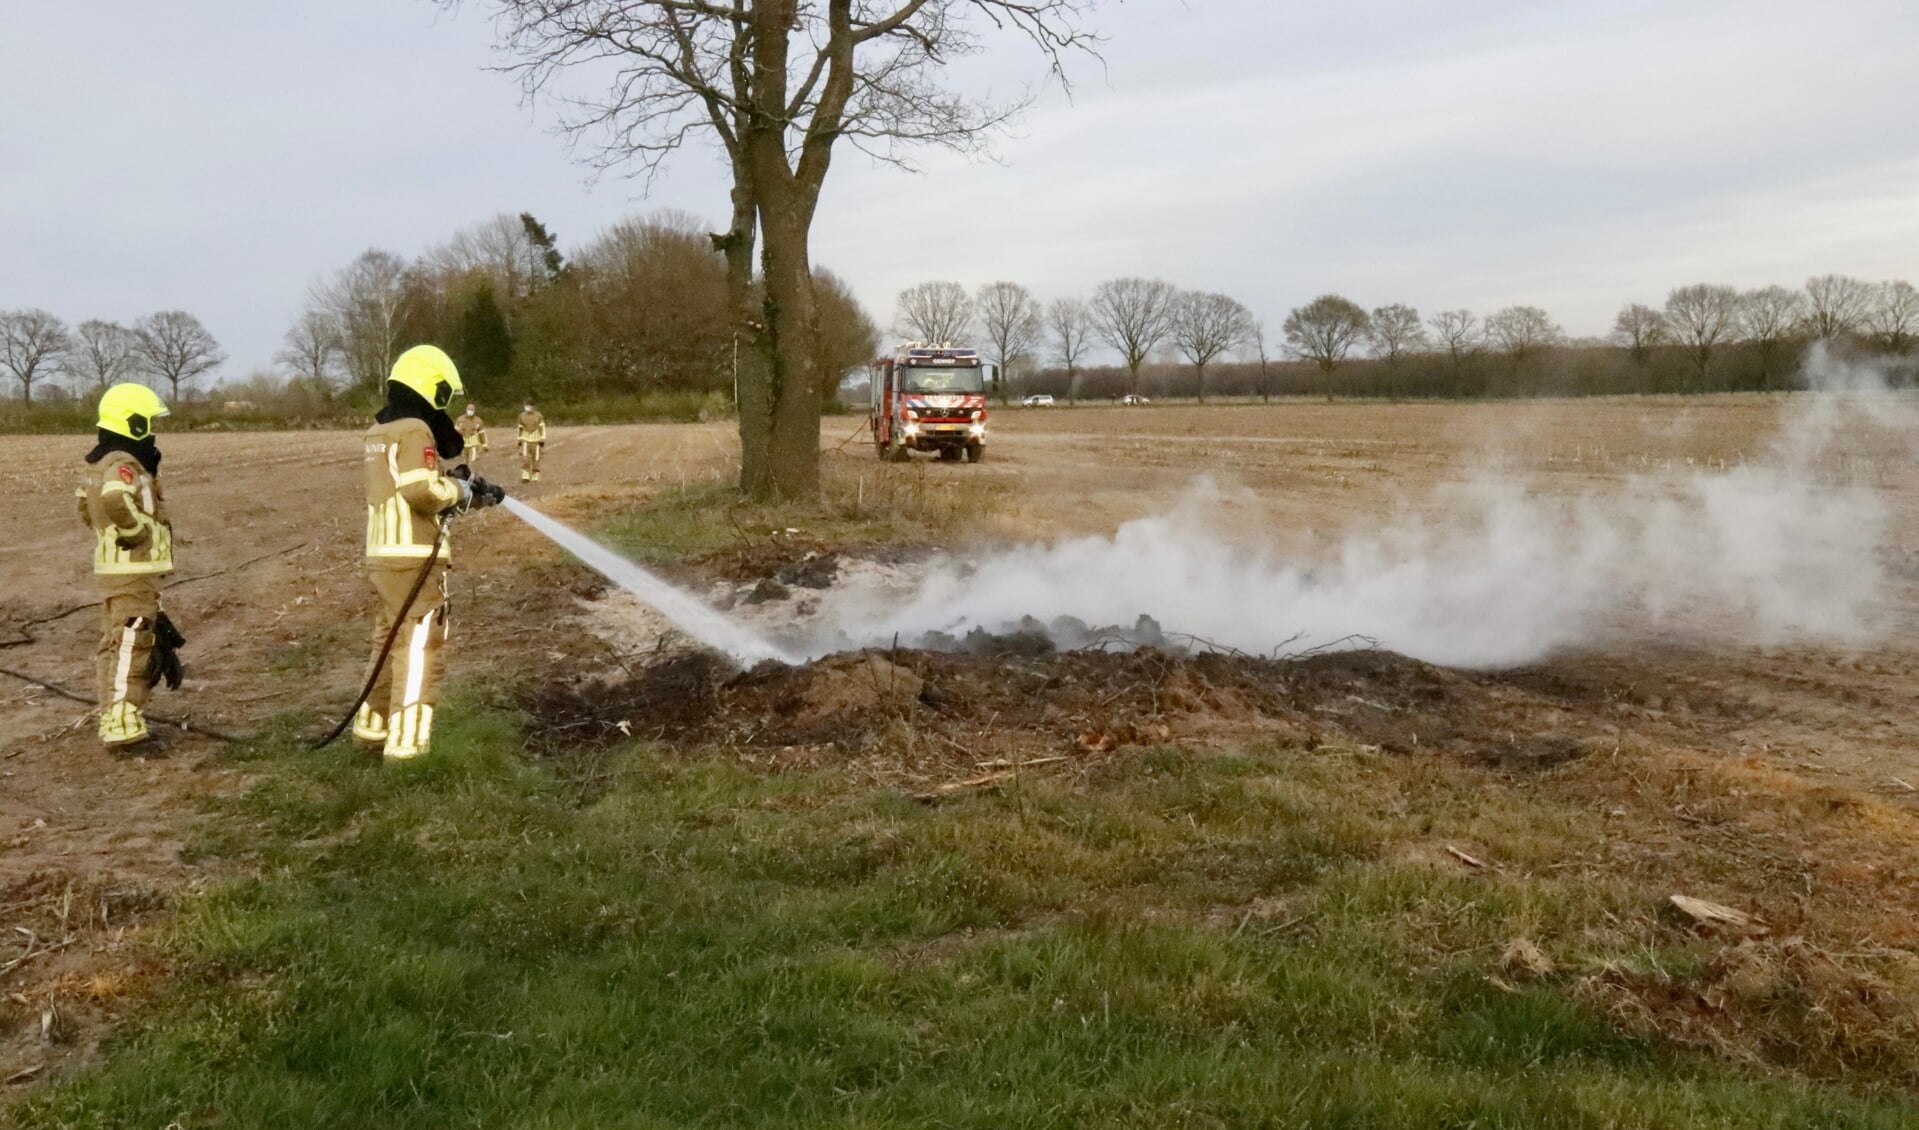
[
  {"x1": 84, "y1": 429, "x2": 161, "y2": 476},
  {"x1": 377, "y1": 381, "x2": 466, "y2": 460}
]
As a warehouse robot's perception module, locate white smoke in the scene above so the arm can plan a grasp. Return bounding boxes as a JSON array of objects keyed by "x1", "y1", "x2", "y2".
[{"x1": 799, "y1": 348, "x2": 1908, "y2": 669}]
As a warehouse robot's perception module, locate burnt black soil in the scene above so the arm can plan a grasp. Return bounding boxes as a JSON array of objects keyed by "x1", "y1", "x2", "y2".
[{"x1": 519, "y1": 645, "x2": 1636, "y2": 777}]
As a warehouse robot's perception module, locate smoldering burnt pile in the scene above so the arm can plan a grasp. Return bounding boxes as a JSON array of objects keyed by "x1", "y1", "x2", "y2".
[{"x1": 521, "y1": 642, "x2": 1603, "y2": 781}]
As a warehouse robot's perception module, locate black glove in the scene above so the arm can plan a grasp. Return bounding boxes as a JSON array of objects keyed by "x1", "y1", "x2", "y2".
[
  {"x1": 468, "y1": 477, "x2": 506, "y2": 509},
  {"x1": 146, "y1": 611, "x2": 185, "y2": 691}
]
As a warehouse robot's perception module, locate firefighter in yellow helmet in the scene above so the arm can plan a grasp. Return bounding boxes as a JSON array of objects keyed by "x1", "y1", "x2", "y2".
[
  {"x1": 356, "y1": 345, "x2": 501, "y2": 761},
  {"x1": 453, "y1": 401, "x2": 488, "y2": 474},
  {"x1": 516, "y1": 398, "x2": 546, "y2": 483},
  {"x1": 76, "y1": 383, "x2": 183, "y2": 752}
]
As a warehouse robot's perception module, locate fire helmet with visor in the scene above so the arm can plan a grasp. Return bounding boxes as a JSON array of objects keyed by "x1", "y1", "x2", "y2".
[{"x1": 388, "y1": 345, "x2": 464, "y2": 412}]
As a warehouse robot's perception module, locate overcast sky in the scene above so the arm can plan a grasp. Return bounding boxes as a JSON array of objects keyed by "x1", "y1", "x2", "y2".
[{"x1": 4, "y1": 0, "x2": 1917, "y2": 379}]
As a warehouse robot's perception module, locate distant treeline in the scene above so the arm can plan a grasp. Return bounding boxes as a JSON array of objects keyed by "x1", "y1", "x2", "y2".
[
  {"x1": 887, "y1": 274, "x2": 1919, "y2": 403},
  {"x1": 1019, "y1": 338, "x2": 1919, "y2": 402},
  {"x1": 11, "y1": 211, "x2": 1915, "y2": 419},
  {"x1": 278, "y1": 209, "x2": 879, "y2": 409},
  {"x1": 1, "y1": 209, "x2": 880, "y2": 418}
]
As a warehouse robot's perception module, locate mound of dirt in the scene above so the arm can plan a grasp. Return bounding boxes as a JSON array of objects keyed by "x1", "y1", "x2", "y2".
[{"x1": 521, "y1": 644, "x2": 1601, "y2": 781}]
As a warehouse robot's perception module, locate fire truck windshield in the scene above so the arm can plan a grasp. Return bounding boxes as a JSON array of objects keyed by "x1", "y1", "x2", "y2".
[{"x1": 900, "y1": 365, "x2": 985, "y2": 393}]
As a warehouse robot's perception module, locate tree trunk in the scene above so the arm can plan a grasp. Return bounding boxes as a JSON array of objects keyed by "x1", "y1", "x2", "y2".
[
  {"x1": 1195, "y1": 363, "x2": 1205, "y2": 404},
  {"x1": 731, "y1": 0, "x2": 822, "y2": 501},
  {"x1": 743, "y1": 122, "x2": 823, "y2": 499},
  {"x1": 719, "y1": 179, "x2": 772, "y2": 497},
  {"x1": 753, "y1": 199, "x2": 822, "y2": 500}
]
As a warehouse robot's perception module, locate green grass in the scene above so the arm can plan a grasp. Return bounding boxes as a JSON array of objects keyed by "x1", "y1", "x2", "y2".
[
  {"x1": 264, "y1": 623, "x2": 356, "y2": 679},
  {"x1": 595, "y1": 467, "x2": 993, "y2": 567},
  {"x1": 14, "y1": 701, "x2": 1919, "y2": 1128}
]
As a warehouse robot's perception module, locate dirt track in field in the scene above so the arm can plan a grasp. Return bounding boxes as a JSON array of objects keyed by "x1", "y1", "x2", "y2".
[{"x1": 7, "y1": 395, "x2": 1919, "y2": 1080}]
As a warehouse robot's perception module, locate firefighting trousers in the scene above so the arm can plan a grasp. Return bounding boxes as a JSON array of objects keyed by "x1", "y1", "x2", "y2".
[
  {"x1": 95, "y1": 577, "x2": 161, "y2": 747},
  {"x1": 519, "y1": 441, "x2": 542, "y2": 481},
  {"x1": 354, "y1": 562, "x2": 448, "y2": 760}
]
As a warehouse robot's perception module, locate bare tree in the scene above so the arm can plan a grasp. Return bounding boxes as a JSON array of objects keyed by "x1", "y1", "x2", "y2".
[
  {"x1": 462, "y1": 0, "x2": 1099, "y2": 500},
  {"x1": 1867, "y1": 280, "x2": 1919, "y2": 353},
  {"x1": 1367, "y1": 303, "x2": 1424, "y2": 398},
  {"x1": 974, "y1": 281, "x2": 1041, "y2": 402},
  {"x1": 1663, "y1": 284, "x2": 1739, "y2": 388},
  {"x1": 69, "y1": 319, "x2": 139, "y2": 395},
  {"x1": 276, "y1": 308, "x2": 342, "y2": 387},
  {"x1": 1427, "y1": 309, "x2": 1479, "y2": 388},
  {"x1": 422, "y1": 212, "x2": 552, "y2": 303},
  {"x1": 895, "y1": 281, "x2": 974, "y2": 348},
  {"x1": 1483, "y1": 305, "x2": 1562, "y2": 375},
  {"x1": 1283, "y1": 294, "x2": 1369, "y2": 397},
  {"x1": 1170, "y1": 291, "x2": 1254, "y2": 403},
  {"x1": 1251, "y1": 320, "x2": 1274, "y2": 403},
  {"x1": 1092, "y1": 277, "x2": 1177, "y2": 396},
  {"x1": 132, "y1": 310, "x2": 226, "y2": 400},
  {"x1": 1047, "y1": 296, "x2": 1094, "y2": 404},
  {"x1": 1738, "y1": 286, "x2": 1806, "y2": 390},
  {"x1": 1610, "y1": 303, "x2": 1667, "y2": 369},
  {"x1": 313, "y1": 250, "x2": 410, "y2": 391},
  {"x1": 1803, "y1": 274, "x2": 1875, "y2": 341},
  {"x1": 0, "y1": 309, "x2": 72, "y2": 405}
]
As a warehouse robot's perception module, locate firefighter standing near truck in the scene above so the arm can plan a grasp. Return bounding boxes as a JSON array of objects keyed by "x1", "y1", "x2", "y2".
[
  {"x1": 355, "y1": 345, "x2": 500, "y2": 761},
  {"x1": 516, "y1": 399, "x2": 545, "y2": 483},
  {"x1": 76, "y1": 383, "x2": 185, "y2": 753},
  {"x1": 453, "y1": 402, "x2": 488, "y2": 474}
]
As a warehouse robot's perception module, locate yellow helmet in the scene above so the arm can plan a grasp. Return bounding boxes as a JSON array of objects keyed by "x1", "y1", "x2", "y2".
[
  {"x1": 97, "y1": 382, "x2": 169, "y2": 441},
  {"x1": 388, "y1": 345, "x2": 464, "y2": 411}
]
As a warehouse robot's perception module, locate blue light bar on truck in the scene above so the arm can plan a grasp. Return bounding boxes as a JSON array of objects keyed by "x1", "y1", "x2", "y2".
[{"x1": 902, "y1": 347, "x2": 981, "y2": 365}]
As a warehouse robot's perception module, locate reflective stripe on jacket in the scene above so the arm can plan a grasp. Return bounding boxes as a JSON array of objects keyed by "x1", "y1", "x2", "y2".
[
  {"x1": 517, "y1": 411, "x2": 546, "y2": 444},
  {"x1": 77, "y1": 453, "x2": 173, "y2": 576},
  {"x1": 364, "y1": 418, "x2": 461, "y2": 561}
]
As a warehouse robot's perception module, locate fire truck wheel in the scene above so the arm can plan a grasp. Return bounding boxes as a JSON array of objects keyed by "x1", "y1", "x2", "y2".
[
  {"x1": 888, "y1": 440, "x2": 912, "y2": 463},
  {"x1": 965, "y1": 442, "x2": 985, "y2": 464},
  {"x1": 938, "y1": 447, "x2": 962, "y2": 462}
]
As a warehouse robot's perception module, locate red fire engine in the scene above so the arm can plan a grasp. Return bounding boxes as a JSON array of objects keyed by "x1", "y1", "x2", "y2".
[{"x1": 869, "y1": 344, "x2": 993, "y2": 463}]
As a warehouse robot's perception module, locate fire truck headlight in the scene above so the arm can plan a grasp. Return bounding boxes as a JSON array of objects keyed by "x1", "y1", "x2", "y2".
[
  {"x1": 968, "y1": 422, "x2": 986, "y2": 437},
  {"x1": 903, "y1": 422, "x2": 921, "y2": 437}
]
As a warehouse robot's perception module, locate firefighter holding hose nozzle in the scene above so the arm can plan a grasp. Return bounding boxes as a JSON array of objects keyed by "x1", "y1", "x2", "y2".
[{"x1": 354, "y1": 345, "x2": 504, "y2": 761}]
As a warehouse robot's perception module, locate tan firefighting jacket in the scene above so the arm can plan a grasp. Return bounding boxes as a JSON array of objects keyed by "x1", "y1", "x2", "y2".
[
  {"x1": 76, "y1": 452, "x2": 173, "y2": 576},
  {"x1": 364, "y1": 417, "x2": 462, "y2": 562},
  {"x1": 455, "y1": 413, "x2": 487, "y2": 449},
  {"x1": 517, "y1": 410, "x2": 546, "y2": 445}
]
